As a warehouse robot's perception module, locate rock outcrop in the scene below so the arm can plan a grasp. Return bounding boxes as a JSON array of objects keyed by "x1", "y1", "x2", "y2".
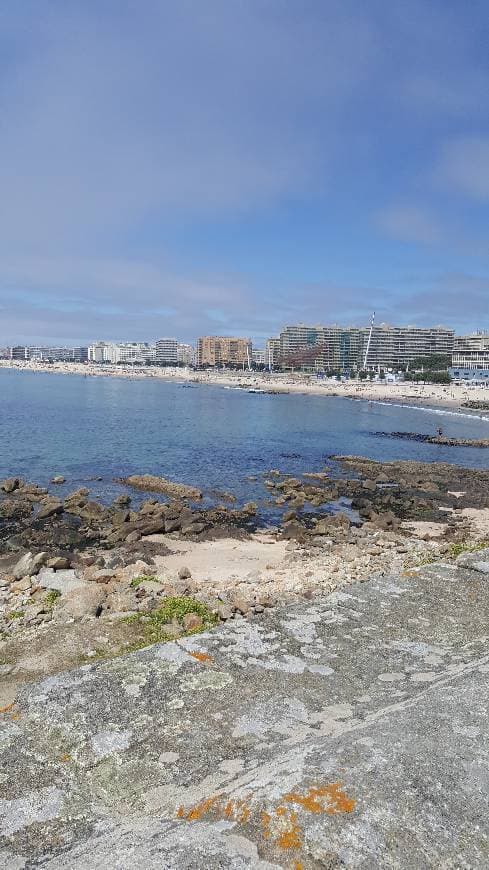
[
  {"x1": 2, "y1": 559, "x2": 489, "y2": 867},
  {"x1": 122, "y1": 475, "x2": 203, "y2": 500}
]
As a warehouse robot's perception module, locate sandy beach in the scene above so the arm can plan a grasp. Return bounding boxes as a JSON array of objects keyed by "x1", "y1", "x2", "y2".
[{"x1": 1, "y1": 358, "x2": 489, "y2": 415}]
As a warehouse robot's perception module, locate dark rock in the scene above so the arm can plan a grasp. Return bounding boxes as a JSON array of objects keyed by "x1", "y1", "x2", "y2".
[
  {"x1": 164, "y1": 518, "x2": 182, "y2": 534},
  {"x1": 1, "y1": 477, "x2": 23, "y2": 493},
  {"x1": 122, "y1": 474, "x2": 202, "y2": 500},
  {"x1": 178, "y1": 566, "x2": 192, "y2": 580},
  {"x1": 37, "y1": 500, "x2": 64, "y2": 519}
]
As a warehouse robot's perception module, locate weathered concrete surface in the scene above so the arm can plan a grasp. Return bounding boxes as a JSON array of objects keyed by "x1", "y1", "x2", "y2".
[{"x1": 2, "y1": 558, "x2": 489, "y2": 868}]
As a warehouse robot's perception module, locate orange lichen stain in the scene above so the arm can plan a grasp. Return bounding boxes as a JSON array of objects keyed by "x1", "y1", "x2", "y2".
[
  {"x1": 0, "y1": 702, "x2": 20, "y2": 721},
  {"x1": 177, "y1": 795, "x2": 252, "y2": 825},
  {"x1": 59, "y1": 753, "x2": 71, "y2": 763},
  {"x1": 177, "y1": 795, "x2": 219, "y2": 822},
  {"x1": 189, "y1": 651, "x2": 214, "y2": 663},
  {"x1": 261, "y1": 811, "x2": 272, "y2": 839},
  {"x1": 236, "y1": 801, "x2": 251, "y2": 824},
  {"x1": 224, "y1": 800, "x2": 235, "y2": 819},
  {"x1": 275, "y1": 810, "x2": 302, "y2": 850},
  {"x1": 284, "y1": 783, "x2": 356, "y2": 815},
  {"x1": 186, "y1": 795, "x2": 220, "y2": 821},
  {"x1": 0, "y1": 702, "x2": 15, "y2": 714},
  {"x1": 294, "y1": 863, "x2": 304, "y2": 870},
  {"x1": 262, "y1": 806, "x2": 303, "y2": 851}
]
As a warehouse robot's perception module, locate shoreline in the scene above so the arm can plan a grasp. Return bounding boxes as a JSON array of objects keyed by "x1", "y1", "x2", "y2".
[{"x1": 1, "y1": 358, "x2": 489, "y2": 419}]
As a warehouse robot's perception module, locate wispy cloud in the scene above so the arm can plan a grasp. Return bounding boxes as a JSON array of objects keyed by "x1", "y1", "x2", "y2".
[
  {"x1": 1, "y1": 1, "x2": 489, "y2": 343},
  {"x1": 434, "y1": 137, "x2": 489, "y2": 200}
]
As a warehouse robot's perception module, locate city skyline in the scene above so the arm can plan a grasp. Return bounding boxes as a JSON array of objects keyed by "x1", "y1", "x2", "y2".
[{"x1": 1, "y1": 2, "x2": 489, "y2": 345}]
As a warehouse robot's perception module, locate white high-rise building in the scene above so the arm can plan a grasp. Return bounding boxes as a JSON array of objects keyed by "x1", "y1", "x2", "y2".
[
  {"x1": 156, "y1": 338, "x2": 178, "y2": 364},
  {"x1": 177, "y1": 343, "x2": 195, "y2": 366},
  {"x1": 88, "y1": 342, "x2": 155, "y2": 364}
]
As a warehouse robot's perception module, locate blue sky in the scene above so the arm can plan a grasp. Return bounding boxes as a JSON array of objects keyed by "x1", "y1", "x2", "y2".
[{"x1": 1, "y1": 0, "x2": 489, "y2": 346}]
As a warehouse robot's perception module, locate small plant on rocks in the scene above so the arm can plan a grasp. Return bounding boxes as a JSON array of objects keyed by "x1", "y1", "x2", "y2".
[
  {"x1": 130, "y1": 575, "x2": 156, "y2": 588},
  {"x1": 122, "y1": 596, "x2": 218, "y2": 646},
  {"x1": 45, "y1": 589, "x2": 61, "y2": 609}
]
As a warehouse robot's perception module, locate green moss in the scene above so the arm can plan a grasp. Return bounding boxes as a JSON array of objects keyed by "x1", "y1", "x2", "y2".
[{"x1": 7, "y1": 610, "x2": 25, "y2": 620}]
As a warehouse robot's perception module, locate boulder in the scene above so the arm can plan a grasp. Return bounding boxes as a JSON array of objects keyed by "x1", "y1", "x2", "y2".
[
  {"x1": 10, "y1": 576, "x2": 32, "y2": 593},
  {"x1": 37, "y1": 500, "x2": 64, "y2": 519},
  {"x1": 217, "y1": 603, "x2": 233, "y2": 620},
  {"x1": 178, "y1": 566, "x2": 192, "y2": 580},
  {"x1": 182, "y1": 612, "x2": 203, "y2": 631},
  {"x1": 113, "y1": 494, "x2": 131, "y2": 507},
  {"x1": 51, "y1": 476, "x2": 65, "y2": 485},
  {"x1": 1, "y1": 477, "x2": 23, "y2": 493},
  {"x1": 181, "y1": 522, "x2": 206, "y2": 536},
  {"x1": 362, "y1": 479, "x2": 377, "y2": 492},
  {"x1": 59, "y1": 585, "x2": 106, "y2": 619},
  {"x1": 47, "y1": 556, "x2": 71, "y2": 570},
  {"x1": 38, "y1": 568, "x2": 86, "y2": 594},
  {"x1": 164, "y1": 518, "x2": 181, "y2": 534},
  {"x1": 137, "y1": 518, "x2": 166, "y2": 536},
  {"x1": 12, "y1": 551, "x2": 48, "y2": 580},
  {"x1": 122, "y1": 474, "x2": 202, "y2": 500},
  {"x1": 112, "y1": 509, "x2": 130, "y2": 525},
  {"x1": 456, "y1": 549, "x2": 489, "y2": 574}
]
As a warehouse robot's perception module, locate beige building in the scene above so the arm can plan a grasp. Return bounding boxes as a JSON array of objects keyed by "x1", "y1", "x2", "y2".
[{"x1": 197, "y1": 336, "x2": 252, "y2": 367}]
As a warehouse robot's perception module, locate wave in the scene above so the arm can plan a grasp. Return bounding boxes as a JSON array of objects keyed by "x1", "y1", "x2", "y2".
[{"x1": 361, "y1": 399, "x2": 489, "y2": 423}]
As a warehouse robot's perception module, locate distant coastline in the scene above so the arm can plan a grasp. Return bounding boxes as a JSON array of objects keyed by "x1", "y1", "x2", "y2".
[{"x1": 1, "y1": 358, "x2": 489, "y2": 418}]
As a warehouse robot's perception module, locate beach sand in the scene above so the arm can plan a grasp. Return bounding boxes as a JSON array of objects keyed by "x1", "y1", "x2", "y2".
[{"x1": 1, "y1": 358, "x2": 489, "y2": 415}]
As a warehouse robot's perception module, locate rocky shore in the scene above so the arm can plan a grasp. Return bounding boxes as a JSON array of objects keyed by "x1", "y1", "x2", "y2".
[
  {"x1": 1, "y1": 459, "x2": 489, "y2": 705},
  {"x1": 376, "y1": 430, "x2": 489, "y2": 447}
]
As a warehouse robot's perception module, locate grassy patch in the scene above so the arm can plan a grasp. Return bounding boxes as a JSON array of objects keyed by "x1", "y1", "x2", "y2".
[
  {"x1": 81, "y1": 597, "x2": 219, "y2": 664},
  {"x1": 45, "y1": 589, "x2": 61, "y2": 608},
  {"x1": 122, "y1": 596, "x2": 217, "y2": 645},
  {"x1": 130, "y1": 575, "x2": 156, "y2": 588},
  {"x1": 6, "y1": 610, "x2": 25, "y2": 621},
  {"x1": 448, "y1": 540, "x2": 489, "y2": 559}
]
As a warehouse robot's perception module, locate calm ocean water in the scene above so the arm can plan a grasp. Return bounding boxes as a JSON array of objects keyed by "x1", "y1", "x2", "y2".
[{"x1": 1, "y1": 369, "x2": 488, "y2": 518}]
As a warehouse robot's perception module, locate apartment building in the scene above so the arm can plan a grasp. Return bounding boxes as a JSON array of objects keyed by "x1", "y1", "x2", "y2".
[
  {"x1": 10, "y1": 346, "x2": 88, "y2": 362},
  {"x1": 279, "y1": 325, "x2": 363, "y2": 370},
  {"x1": 155, "y1": 338, "x2": 178, "y2": 365},
  {"x1": 88, "y1": 342, "x2": 155, "y2": 364},
  {"x1": 176, "y1": 343, "x2": 195, "y2": 366},
  {"x1": 363, "y1": 325, "x2": 454, "y2": 369},
  {"x1": 452, "y1": 332, "x2": 489, "y2": 366},
  {"x1": 450, "y1": 332, "x2": 489, "y2": 380},
  {"x1": 197, "y1": 336, "x2": 252, "y2": 367},
  {"x1": 266, "y1": 338, "x2": 281, "y2": 368},
  {"x1": 278, "y1": 323, "x2": 454, "y2": 371}
]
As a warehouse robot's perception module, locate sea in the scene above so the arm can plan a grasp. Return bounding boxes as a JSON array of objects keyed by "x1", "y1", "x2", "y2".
[{"x1": 1, "y1": 368, "x2": 488, "y2": 521}]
